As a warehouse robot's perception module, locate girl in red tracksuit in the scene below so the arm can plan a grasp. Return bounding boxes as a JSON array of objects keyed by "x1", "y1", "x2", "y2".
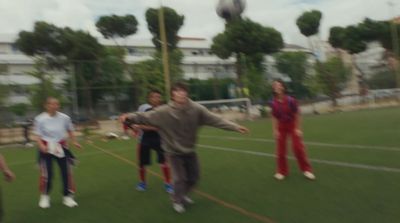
[{"x1": 269, "y1": 79, "x2": 315, "y2": 180}]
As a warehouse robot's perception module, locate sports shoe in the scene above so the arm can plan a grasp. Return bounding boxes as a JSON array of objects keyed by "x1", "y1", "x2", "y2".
[
  {"x1": 303, "y1": 171, "x2": 316, "y2": 180},
  {"x1": 63, "y1": 195, "x2": 78, "y2": 207},
  {"x1": 136, "y1": 182, "x2": 147, "y2": 191},
  {"x1": 274, "y1": 173, "x2": 285, "y2": 180},
  {"x1": 164, "y1": 184, "x2": 174, "y2": 194},
  {"x1": 183, "y1": 196, "x2": 194, "y2": 205},
  {"x1": 173, "y1": 203, "x2": 185, "y2": 213},
  {"x1": 38, "y1": 194, "x2": 50, "y2": 208}
]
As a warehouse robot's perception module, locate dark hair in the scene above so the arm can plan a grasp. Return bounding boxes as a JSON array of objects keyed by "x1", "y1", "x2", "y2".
[
  {"x1": 147, "y1": 89, "x2": 162, "y2": 97},
  {"x1": 272, "y1": 78, "x2": 287, "y2": 96},
  {"x1": 171, "y1": 82, "x2": 189, "y2": 94}
]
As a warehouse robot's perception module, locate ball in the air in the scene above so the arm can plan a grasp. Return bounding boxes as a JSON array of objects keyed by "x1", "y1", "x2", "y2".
[{"x1": 216, "y1": 0, "x2": 246, "y2": 20}]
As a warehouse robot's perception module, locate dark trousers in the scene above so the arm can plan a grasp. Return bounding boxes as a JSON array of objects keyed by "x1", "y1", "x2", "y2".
[
  {"x1": 167, "y1": 153, "x2": 200, "y2": 204},
  {"x1": 39, "y1": 152, "x2": 75, "y2": 196}
]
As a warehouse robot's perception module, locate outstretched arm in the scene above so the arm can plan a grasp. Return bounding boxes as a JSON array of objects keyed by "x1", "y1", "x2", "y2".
[
  {"x1": 201, "y1": 107, "x2": 249, "y2": 134},
  {"x1": 68, "y1": 130, "x2": 82, "y2": 149},
  {"x1": 0, "y1": 154, "x2": 15, "y2": 182},
  {"x1": 121, "y1": 109, "x2": 164, "y2": 129}
]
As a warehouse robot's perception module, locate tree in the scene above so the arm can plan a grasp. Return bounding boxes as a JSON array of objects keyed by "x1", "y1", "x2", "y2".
[
  {"x1": 9, "y1": 103, "x2": 29, "y2": 118},
  {"x1": 315, "y1": 57, "x2": 351, "y2": 106},
  {"x1": 211, "y1": 18, "x2": 283, "y2": 95},
  {"x1": 328, "y1": 25, "x2": 368, "y2": 96},
  {"x1": 129, "y1": 59, "x2": 164, "y2": 105},
  {"x1": 145, "y1": 7, "x2": 184, "y2": 50},
  {"x1": 96, "y1": 14, "x2": 138, "y2": 44},
  {"x1": 296, "y1": 10, "x2": 322, "y2": 37},
  {"x1": 0, "y1": 64, "x2": 10, "y2": 106},
  {"x1": 367, "y1": 70, "x2": 396, "y2": 89},
  {"x1": 15, "y1": 22, "x2": 106, "y2": 115},
  {"x1": 274, "y1": 52, "x2": 311, "y2": 98},
  {"x1": 29, "y1": 59, "x2": 65, "y2": 111},
  {"x1": 296, "y1": 10, "x2": 323, "y2": 59}
]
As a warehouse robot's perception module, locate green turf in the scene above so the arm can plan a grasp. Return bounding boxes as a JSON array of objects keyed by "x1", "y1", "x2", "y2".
[{"x1": 1, "y1": 107, "x2": 400, "y2": 223}]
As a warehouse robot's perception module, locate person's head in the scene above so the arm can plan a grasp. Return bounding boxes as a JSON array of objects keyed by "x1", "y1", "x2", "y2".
[
  {"x1": 272, "y1": 79, "x2": 287, "y2": 97},
  {"x1": 147, "y1": 89, "x2": 162, "y2": 107},
  {"x1": 171, "y1": 82, "x2": 189, "y2": 105},
  {"x1": 45, "y1": 97, "x2": 60, "y2": 115}
]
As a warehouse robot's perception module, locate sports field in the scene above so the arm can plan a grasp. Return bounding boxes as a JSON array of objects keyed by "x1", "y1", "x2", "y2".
[{"x1": 2, "y1": 107, "x2": 400, "y2": 223}]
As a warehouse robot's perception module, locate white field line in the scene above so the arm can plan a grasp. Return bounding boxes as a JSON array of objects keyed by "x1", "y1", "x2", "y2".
[
  {"x1": 8, "y1": 140, "x2": 400, "y2": 173},
  {"x1": 197, "y1": 144, "x2": 400, "y2": 173},
  {"x1": 200, "y1": 135, "x2": 400, "y2": 152},
  {"x1": 8, "y1": 147, "x2": 132, "y2": 167}
]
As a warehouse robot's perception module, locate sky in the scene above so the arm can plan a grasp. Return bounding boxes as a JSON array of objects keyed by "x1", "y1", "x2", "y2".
[{"x1": 0, "y1": 0, "x2": 398, "y2": 47}]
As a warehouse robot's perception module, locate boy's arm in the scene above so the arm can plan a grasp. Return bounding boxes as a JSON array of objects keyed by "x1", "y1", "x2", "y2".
[
  {"x1": 68, "y1": 130, "x2": 81, "y2": 149},
  {"x1": 200, "y1": 106, "x2": 249, "y2": 133},
  {"x1": 271, "y1": 115, "x2": 279, "y2": 138},
  {"x1": 0, "y1": 155, "x2": 15, "y2": 182},
  {"x1": 123, "y1": 108, "x2": 165, "y2": 128}
]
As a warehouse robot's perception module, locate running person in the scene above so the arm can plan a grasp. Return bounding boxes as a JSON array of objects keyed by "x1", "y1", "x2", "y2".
[
  {"x1": 122, "y1": 82, "x2": 249, "y2": 213},
  {"x1": 34, "y1": 97, "x2": 81, "y2": 208},
  {"x1": 269, "y1": 79, "x2": 315, "y2": 180},
  {"x1": 134, "y1": 90, "x2": 172, "y2": 193}
]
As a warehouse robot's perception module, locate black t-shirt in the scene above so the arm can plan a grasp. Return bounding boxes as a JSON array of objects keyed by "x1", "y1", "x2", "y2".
[{"x1": 141, "y1": 107, "x2": 161, "y2": 144}]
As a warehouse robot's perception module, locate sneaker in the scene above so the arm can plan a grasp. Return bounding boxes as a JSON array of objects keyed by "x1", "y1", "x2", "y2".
[
  {"x1": 38, "y1": 194, "x2": 50, "y2": 208},
  {"x1": 303, "y1": 171, "x2": 316, "y2": 180},
  {"x1": 274, "y1": 173, "x2": 285, "y2": 180},
  {"x1": 63, "y1": 195, "x2": 78, "y2": 207},
  {"x1": 164, "y1": 184, "x2": 174, "y2": 194},
  {"x1": 136, "y1": 182, "x2": 147, "y2": 191},
  {"x1": 173, "y1": 203, "x2": 185, "y2": 213},
  {"x1": 183, "y1": 196, "x2": 194, "y2": 205}
]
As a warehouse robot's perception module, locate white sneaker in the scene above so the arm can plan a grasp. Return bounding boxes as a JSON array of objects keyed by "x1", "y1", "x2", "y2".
[
  {"x1": 274, "y1": 173, "x2": 285, "y2": 180},
  {"x1": 39, "y1": 195, "x2": 50, "y2": 208},
  {"x1": 173, "y1": 203, "x2": 185, "y2": 213},
  {"x1": 303, "y1": 171, "x2": 316, "y2": 180},
  {"x1": 63, "y1": 196, "x2": 78, "y2": 207},
  {"x1": 183, "y1": 196, "x2": 194, "y2": 204}
]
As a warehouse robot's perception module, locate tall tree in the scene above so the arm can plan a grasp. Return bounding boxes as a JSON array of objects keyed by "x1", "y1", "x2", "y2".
[
  {"x1": 274, "y1": 52, "x2": 311, "y2": 98},
  {"x1": 28, "y1": 59, "x2": 64, "y2": 111},
  {"x1": 15, "y1": 22, "x2": 106, "y2": 115},
  {"x1": 0, "y1": 64, "x2": 10, "y2": 106},
  {"x1": 328, "y1": 25, "x2": 368, "y2": 96},
  {"x1": 145, "y1": 7, "x2": 184, "y2": 50},
  {"x1": 211, "y1": 18, "x2": 283, "y2": 95},
  {"x1": 296, "y1": 10, "x2": 323, "y2": 59},
  {"x1": 315, "y1": 57, "x2": 351, "y2": 106},
  {"x1": 96, "y1": 14, "x2": 138, "y2": 45}
]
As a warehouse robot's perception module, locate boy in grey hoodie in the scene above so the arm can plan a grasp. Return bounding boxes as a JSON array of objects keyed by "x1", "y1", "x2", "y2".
[{"x1": 122, "y1": 82, "x2": 249, "y2": 213}]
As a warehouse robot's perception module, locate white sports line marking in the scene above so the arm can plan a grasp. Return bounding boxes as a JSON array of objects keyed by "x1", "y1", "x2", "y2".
[
  {"x1": 197, "y1": 144, "x2": 400, "y2": 173},
  {"x1": 201, "y1": 135, "x2": 400, "y2": 152},
  {"x1": 8, "y1": 147, "x2": 132, "y2": 167}
]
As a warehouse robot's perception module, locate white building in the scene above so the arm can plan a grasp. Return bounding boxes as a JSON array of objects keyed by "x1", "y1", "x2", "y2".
[{"x1": 0, "y1": 34, "x2": 237, "y2": 107}]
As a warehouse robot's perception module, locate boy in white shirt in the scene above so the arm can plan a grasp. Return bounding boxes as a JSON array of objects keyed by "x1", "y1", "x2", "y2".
[{"x1": 34, "y1": 97, "x2": 81, "y2": 208}]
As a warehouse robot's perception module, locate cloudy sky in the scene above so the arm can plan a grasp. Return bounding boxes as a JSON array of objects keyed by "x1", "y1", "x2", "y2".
[{"x1": 0, "y1": 0, "x2": 398, "y2": 47}]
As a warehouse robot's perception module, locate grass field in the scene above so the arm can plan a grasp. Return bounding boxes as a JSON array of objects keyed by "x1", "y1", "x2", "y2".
[{"x1": 1, "y1": 107, "x2": 400, "y2": 223}]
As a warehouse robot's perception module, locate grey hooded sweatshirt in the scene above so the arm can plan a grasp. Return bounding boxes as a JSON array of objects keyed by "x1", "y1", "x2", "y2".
[{"x1": 127, "y1": 99, "x2": 241, "y2": 155}]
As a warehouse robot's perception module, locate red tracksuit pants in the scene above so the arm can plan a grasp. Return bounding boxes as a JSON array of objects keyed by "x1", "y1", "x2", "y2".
[{"x1": 275, "y1": 122, "x2": 312, "y2": 175}]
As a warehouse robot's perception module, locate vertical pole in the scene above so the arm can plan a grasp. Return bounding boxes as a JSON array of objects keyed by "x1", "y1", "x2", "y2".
[
  {"x1": 71, "y1": 63, "x2": 79, "y2": 118},
  {"x1": 159, "y1": 1, "x2": 171, "y2": 99},
  {"x1": 388, "y1": 2, "x2": 400, "y2": 99}
]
